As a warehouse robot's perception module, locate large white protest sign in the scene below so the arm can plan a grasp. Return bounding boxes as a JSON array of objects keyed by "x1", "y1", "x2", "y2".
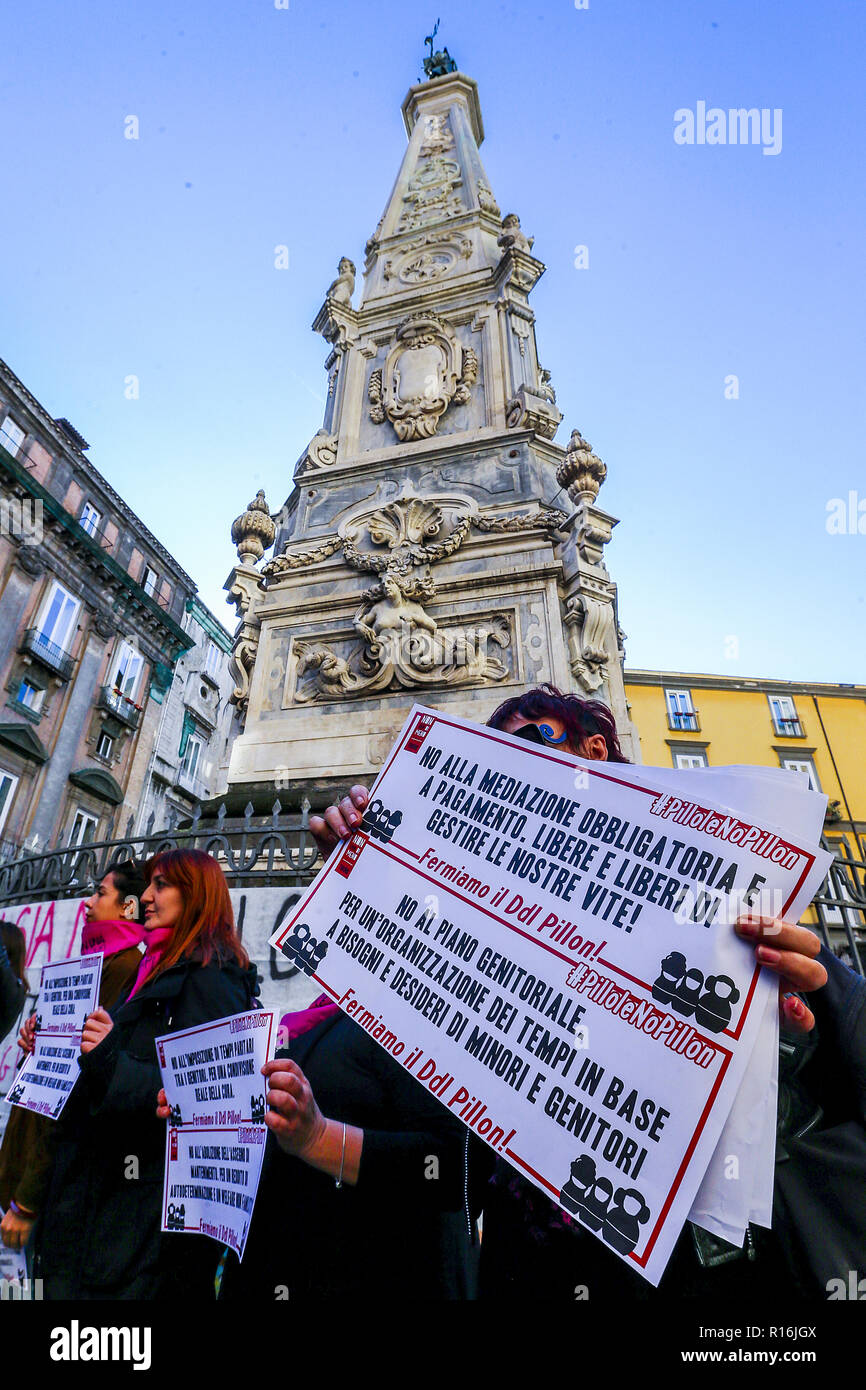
[
  {"x1": 156, "y1": 1010, "x2": 274, "y2": 1259},
  {"x1": 269, "y1": 705, "x2": 831, "y2": 1285}
]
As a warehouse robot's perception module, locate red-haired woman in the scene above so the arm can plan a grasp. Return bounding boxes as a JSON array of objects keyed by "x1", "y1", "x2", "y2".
[{"x1": 34, "y1": 849, "x2": 259, "y2": 1300}]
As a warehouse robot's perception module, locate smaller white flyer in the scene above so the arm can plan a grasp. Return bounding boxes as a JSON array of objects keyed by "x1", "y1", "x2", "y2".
[
  {"x1": 5, "y1": 1033, "x2": 80, "y2": 1119},
  {"x1": 33, "y1": 954, "x2": 103, "y2": 1034},
  {"x1": 156, "y1": 1010, "x2": 274, "y2": 1260}
]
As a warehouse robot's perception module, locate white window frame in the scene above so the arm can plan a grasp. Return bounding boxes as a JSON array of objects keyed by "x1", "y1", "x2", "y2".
[
  {"x1": 181, "y1": 733, "x2": 204, "y2": 781},
  {"x1": 37, "y1": 580, "x2": 80, "y2": 654},
  {"x1": 142, "y1": 565, "x2": 159, "y2": 598},
  {"x1": 16, "y1": 678, "x2": 44, "y2": 713},
  {"x1": 769, "y1": 693, "x2": 801, "y2": 736},
  {"x1": 79, "y1": 502, "x2": 102, "y2": 538},
  {"x1": 69, "y1": 808, "x2": 98, "y2": 847},
  {"x1": 673, "y1": 751, "x2": 708, "y2": 770},
  {"x1": 0, "y1": 416, "x2": 25, "y2": 457},
  {"x1": 112, "y1": 640, "x2": 144, "y2": 700},
  {"x1": 779, "y1": 757, "x2": 821, "y2": 793},
  {"x1": 665, "y1": 688, "x2": 698, "y2": 732},
  {"x1": 96, "y1": 730, "x2": 114, "y2": 760},
  {"x1": 0, "y1": 769, "x2": 19, "y2": 835},
  {"x1": 204, "y1": 640, "x2": 221, "y2": 678}
]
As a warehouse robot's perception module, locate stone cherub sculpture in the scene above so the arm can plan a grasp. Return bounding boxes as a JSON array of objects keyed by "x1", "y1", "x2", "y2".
[
  {"x1": 325, "y1": 257, "x2": 356, "y2": 305},
  {"x1": 497, "y1": 213, "x2": 534, "y2": 254}
]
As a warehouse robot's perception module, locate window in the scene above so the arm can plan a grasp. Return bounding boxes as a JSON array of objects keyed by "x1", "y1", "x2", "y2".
[
  {"x1": 0, "y1": 416, "x2": 25, "y2": 457},
  {"x1": 769, "y1": 694, "x2": 803, "y2": 737},
  {"x1": 112, "y1": 640, "x2": 144, "y2": 699},
  {"x1": 16, "y1": 679, "x2": 44, "y2": 713},
  {"x1": 779, "y1": 757, "x2": 821, "y2": 793},
  {"x1": 0, "y1": 770, "x2": 19, "y2": 835},
  {"x1": 69, "y1": 809, "x2": 98, "y2": 847},
  {"x1": 665, "y1": 688, "x2": 699, "y2": 732},
  {"x1": 37, "y1": 581, "x2": 80, "y2": 653},
  {"x1": 181, "y1": 734, "x2": 204, "y2": 781},
  {"x1": 204, "y1": 641, "x2": 221, "y2": 678},
  {"x1": 142, "y1": 566, "x2": 159, "y2": 597},
  {"x1": 96, "y1": 730, "x2": 114, "y2": 760},
  {"x1": 79, "y1": 502, "x2": 102, "y2": 538},
  {"x1": 673, "y1": 751, "x2": 708, "y2": 770}
]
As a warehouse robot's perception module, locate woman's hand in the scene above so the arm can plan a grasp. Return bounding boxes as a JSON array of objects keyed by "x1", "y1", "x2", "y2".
[
  {"x1": 309, "y1": 785, "x2": 370, "y2": 861},
  {"x1": 17, "y1": 1014, "x2": 36, "y2": 1055},
  {"x1": 262, "y1": 1058, "x2": 328, "y2": 1158},
  {"x1": 1, "y1": 1205, "x2": 35, "y2": 1250},
  {"x1": 80, "y1": 1007, "x2": 114, "y2": 1054},
  {"x1": 734, "y1": 915, "x2": 827, "y2": 1033},
  {"x1": 262, "y1": 1058, "x2": 362, "y2": 1182},
  {"x1": 156, "y1": 1087, "x2": 170, "y2": 1120}
]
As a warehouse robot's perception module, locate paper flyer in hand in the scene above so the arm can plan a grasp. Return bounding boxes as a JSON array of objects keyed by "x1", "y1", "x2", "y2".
[
  {"x1": 268, "y1": 704, "x2": 832, "y2": 1285},
  {"x1": 156, "y1": 1010, "x2": 274, "y2": 1260},
  {"x1": 3, "y1": 953, "x2": 103, "y2": 1120}
]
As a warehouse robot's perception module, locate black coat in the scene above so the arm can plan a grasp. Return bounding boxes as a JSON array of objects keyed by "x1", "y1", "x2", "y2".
[
  {"x1": 219, "y1": 1011, "x2": 492, "y2": 1301},
  {"x1": 0, "y1": 944, "x2": 26, "y2": 1044},
  {"x1": 35, "y1": 951, "x2": 259, "y2": 1300}
]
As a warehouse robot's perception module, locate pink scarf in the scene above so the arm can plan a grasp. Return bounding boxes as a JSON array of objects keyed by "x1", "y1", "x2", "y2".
[
  {"x1": 82, "y1": 918, "x2": 145, "y2": 957},
  {"x1": 278, "y1": 993, "x2": 340, "y2": 1050},
  {"x1": 127, "y1": 926, "x2": 174, "y2": 999}
]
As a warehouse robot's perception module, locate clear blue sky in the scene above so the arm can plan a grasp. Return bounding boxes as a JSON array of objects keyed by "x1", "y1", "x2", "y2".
[{"x1": 3, "y1": 0, "x2": 864, "y2": 681}]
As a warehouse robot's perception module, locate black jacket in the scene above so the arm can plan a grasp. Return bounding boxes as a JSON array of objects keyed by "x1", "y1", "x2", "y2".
[
  {"x1": 35, "y1": 951, "x2": 259, "y2": 1300},
  {"x1": 219, "y1": 1011, "x2": 492, "y2": 1301}
]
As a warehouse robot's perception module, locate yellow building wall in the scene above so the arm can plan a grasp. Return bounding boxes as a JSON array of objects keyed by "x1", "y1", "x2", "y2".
[{"x1": 624, "y1": 680, "x2": 866, "y2": 822}]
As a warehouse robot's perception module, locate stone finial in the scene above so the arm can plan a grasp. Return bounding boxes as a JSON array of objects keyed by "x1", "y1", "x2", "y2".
[
  {"x1": 325, "y1": 257, "x2": 356, "y2": 305},
  {"x1": 556, "y1": 429, "x2": 607, "y2": 503},
  {"x1": 231, "y1": 490, "x2": 276, "y2": 565}
]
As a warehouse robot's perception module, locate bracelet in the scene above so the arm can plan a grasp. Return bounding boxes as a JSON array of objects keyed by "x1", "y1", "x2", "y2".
[
  {"x1": 9, "y1": 1199, "x2": 35, "y2": 1217},
  {"x1": 335, "y1": 1121, "x2": 346, "y2": 1189}
]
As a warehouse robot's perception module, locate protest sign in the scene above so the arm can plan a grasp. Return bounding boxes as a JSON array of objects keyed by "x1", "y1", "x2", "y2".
[
  {"x1": 269, "y1": 704, "x2": 831, "y2": 1285},
  {"x1": 32, "y1": 954, "x2": 102, "y2": 1034},
  {"x1": 3, "y1": 952, "x2": 102, "y2": 1121},
  {"x1": 156, "y1": 1010, "x2": 274, "y2": 1259},
  {"x1": 4, "y1": 1033, "x2": 80, "y2": 1119}
]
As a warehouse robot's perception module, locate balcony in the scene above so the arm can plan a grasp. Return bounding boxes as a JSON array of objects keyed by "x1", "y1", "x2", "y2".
[
  {"x1": 20, "y1": 629, "x2": 75, "y2": 681},
  {"x1": 174, "y1": 763, "x2": 210, "y2": 802},
  {"x1": 667, "y1": 710, "x2": 700, "y2": 733},
  {"x1": 772, "y1": 716, "x2": 804, "y2": 738},
  {"x1": 97, "y1": 685, "x2": 142, "y2": 728}
]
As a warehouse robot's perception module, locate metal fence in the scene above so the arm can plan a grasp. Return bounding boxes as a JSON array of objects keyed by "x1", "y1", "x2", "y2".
[{"x1": 0, "y1": 800, "x2": 321, "y2": 906}]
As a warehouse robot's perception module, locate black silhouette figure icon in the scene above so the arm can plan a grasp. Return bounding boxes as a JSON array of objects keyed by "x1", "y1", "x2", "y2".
[
  {"x1": 170, "y1": 1102, "x2": 183, "y2": 1125},
  {"x1": 559, "y1": 1154, "x2": 596, "y2": 1219},
  {"x1": 365, "y1": 799, "x2": 403, "y2": 844},
  {"x1": 671, "y1": 965, "x2": 705, "y2": 1018},
  {"x1": 281, "y1": 922, "x2": 328, "y2": 977},
  {"x1": 250, "y1": 1092, "x2": 266, "y2": 1123},
  {"x1": 651, "y1": 952, "x2": 687, "y2": 1007},
  {"x1": 581, "y1": 1174, "x2": 614, "y2": 1233},
  {"x1": 694, "y1": 975, "x2": 740, "y2": 1033},
  {"x1": 602, "y1": 1187, "x2": 651, "y2": 1256},
  {"x1": 7, "y1": 1080, "x2": 25, "y2": 1105},
  {"x1": 34, "y1": 1014, "x2": 43, "y2": 1032},
  {"x1": 167, "y1": 1202, "x2": 186, "y2": 1230}
]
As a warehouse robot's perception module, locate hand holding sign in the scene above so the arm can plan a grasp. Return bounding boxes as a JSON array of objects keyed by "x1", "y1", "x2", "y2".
[
  {"x1": 80, "y1": 1007, "x2": 114, "y2": 1054},
  {"x1": 734, "y1": 915, "x2": 826, "y2": 1033}
]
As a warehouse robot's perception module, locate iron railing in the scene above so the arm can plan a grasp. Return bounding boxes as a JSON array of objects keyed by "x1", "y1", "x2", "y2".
[
  {"x1": 97, "y1": 685, "x2": 142, "y2": 728},
  {"x1": 19, "y1": 628, "x2": 76, "y2": 681},
  {"x1": 0, "y1": 799, "x2": 320, "y2": 906}
]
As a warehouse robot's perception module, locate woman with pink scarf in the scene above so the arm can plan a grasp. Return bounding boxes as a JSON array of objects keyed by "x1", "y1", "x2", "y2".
[{"x1": 0, "y1": 859, "x2": 145, "y2": 1254}]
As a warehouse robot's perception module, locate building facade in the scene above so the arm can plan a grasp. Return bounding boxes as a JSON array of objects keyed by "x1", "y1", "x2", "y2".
[
  {"x1": 625, "y1": 670, "x2": 866, "y2": 947},
  {"x1": 0, "y1": 356, "x2": 197, "y2": 857},
  {"x1": 224, "y1": 62, "x2": 637, "y2": 811},
  {"x1": 132, "y1": 596, "x2": 236, "y2": 831}
]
